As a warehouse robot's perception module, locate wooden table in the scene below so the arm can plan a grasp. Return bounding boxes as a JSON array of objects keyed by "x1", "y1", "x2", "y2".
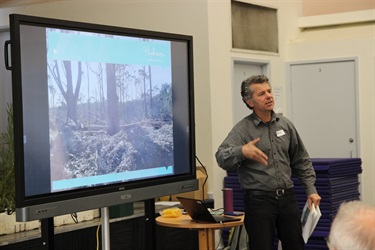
[{"x1": 155, "y1": 214, "x2": 244, "y2": 250}]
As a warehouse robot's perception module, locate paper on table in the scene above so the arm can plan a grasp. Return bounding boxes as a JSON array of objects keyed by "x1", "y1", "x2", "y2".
[{"x1": 301, "y1": 201, "x2": 322, "y2": 243}]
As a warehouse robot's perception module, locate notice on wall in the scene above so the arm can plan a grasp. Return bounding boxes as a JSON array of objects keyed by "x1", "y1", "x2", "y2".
[{"x1": 273, "y1": 85, "x2": 283, "y2": 115}]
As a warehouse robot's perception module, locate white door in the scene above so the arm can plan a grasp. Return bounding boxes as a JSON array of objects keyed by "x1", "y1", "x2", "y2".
[
  {"x1": 288, "y1": 59, "x2": 358, "y2": 158},
  {"x1": 232, "y1": 60, "x2": 268, "y2": 125}
]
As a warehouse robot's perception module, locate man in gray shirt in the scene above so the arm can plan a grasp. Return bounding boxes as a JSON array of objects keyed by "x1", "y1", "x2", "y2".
[{"x1": 216, "y1": 75, "x2": 321, "y2": 250}]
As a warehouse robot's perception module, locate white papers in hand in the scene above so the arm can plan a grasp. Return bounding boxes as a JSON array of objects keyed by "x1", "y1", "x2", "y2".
[{"x1": 301, "y1": 201, "x2": 322, "y2": 243}]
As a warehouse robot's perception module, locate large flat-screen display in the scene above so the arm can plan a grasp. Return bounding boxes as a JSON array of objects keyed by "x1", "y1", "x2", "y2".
[{"x1": 7, "y1": 14, "x2": 197, "y2": 221}]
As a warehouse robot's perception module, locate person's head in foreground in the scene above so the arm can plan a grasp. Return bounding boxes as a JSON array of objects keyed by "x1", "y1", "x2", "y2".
[{"x1": 328, "y1": 200, "x2": 375, "y2": 250}]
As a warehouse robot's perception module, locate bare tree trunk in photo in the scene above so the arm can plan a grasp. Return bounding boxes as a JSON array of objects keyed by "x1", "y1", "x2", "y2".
[{"x1": 106, "y1": 63, "x2": 119, "y2": 135}]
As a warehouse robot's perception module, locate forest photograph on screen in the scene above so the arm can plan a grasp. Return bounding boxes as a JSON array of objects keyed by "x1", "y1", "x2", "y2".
[{"x1": 46, "y1": 28, "x2": 175, "y2": 191}]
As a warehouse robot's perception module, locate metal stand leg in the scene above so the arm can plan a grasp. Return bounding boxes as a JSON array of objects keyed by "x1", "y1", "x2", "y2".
[
  {"x1": 144, "y1": 199, "x2": 156, "y2": 250},
  {"x1": 41, "y1": 217, "x2": 54, "y2": 250},
  {"x1": 101, "y1": 207, "x2": 111, "y2": 250}
]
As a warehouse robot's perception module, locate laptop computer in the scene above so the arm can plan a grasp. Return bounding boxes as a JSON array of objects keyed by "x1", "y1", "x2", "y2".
[{"x1": 177, "y1": 197, "x2": 242, "y2": 223}]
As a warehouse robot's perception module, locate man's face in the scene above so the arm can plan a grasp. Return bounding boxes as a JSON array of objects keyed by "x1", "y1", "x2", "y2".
[{"x1": 246, "y1": 82, "x2": 274, "y2": 112}]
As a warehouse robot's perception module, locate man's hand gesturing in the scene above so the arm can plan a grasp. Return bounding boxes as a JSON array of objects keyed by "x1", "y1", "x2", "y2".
[{"x1": 241, "y1": 138, "x2": 268, "y2": 166}]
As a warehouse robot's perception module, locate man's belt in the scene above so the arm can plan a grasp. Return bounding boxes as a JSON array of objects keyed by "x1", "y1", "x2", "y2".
[{"x1": 245, "y1": 188, "x2": 294, "y2": 197}]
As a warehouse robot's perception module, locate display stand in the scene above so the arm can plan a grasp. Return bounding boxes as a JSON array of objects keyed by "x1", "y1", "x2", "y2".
[
  {"x1": 41, "y1": 217, "x2": 54, "y2": 250},
  {"x1": 39, "y1": 203, "x2": 155, "y2": 250},
  {"x1": 101, "y1": 201, "x2": 155, "y2": 250}
]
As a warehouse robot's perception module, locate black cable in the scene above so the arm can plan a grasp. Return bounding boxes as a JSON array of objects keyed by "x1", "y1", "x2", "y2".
[
  {"x1": 195, "y1": 155, "x2": 208, "y2": 202},
  {"x1": 70, "y1": 212, "x2": 78, "y2": 223},
  {"x1": 210, "y1": 207, "x2": 224, "y2": 212}
]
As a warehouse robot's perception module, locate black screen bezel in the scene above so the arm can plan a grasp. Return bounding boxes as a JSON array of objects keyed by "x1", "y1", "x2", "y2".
[{"x1": 9, "y1": 14, "x2": 196, "y2": 216}]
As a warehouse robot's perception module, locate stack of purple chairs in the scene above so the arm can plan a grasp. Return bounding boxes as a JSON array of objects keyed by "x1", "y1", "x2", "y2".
[{"x1": 293, "y1": 158, "x2": 362, "y2": 249}]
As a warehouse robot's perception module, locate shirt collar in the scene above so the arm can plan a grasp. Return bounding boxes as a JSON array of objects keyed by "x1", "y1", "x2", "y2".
[{"x1": 251, "y1": 111, "x2": 278, "y2": 126}]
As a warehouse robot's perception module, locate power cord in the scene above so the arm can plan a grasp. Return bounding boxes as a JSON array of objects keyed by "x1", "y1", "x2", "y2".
[
  {"x1": 96, "y1": 217, "x2": 102, "y2": 250},
  {"x1": 195, "y1": 155, "x2": 208, "y2": 201}
]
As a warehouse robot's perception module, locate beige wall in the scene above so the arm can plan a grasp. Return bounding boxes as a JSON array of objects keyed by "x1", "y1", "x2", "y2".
[
  {"x1": 208, "y1": 0, "x2": 374, "y2": 208},
  {"x1": 1, "y1": 0, "x2": 374, "y2": 211}
]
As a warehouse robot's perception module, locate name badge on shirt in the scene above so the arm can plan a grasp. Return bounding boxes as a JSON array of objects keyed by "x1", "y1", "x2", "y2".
[{"x1": 276, "y1": 129, "x2": 285, "y2": 137}]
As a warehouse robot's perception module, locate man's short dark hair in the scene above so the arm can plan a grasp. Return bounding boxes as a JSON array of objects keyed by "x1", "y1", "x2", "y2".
[{"x1": 241, "y1": 75, "x2": 270, "y2": 110}]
